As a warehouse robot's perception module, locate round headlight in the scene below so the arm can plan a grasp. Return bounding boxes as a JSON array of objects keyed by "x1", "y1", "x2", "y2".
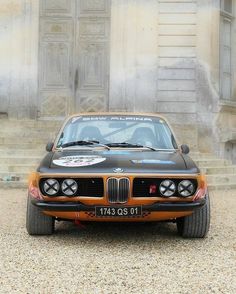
[
  {"x1": 43, "y1": 179, "x2": 60, "y2": 196},
  {"x1": 61, "y1": 179, "x2": 78, "y2": 196},
  {"x1": 159, "y1": 180, "x2": 176, "y2": 197},
  {"x1": 178, "y1": 180, "x2": 194, "y2": 197}
]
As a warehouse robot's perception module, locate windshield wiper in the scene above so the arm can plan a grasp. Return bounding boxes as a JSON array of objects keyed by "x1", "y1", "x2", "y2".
[
  {"x1": 105, "y1": 142, "x2": 157, "y2": 151},
  {"x1": 105, "y1": 142, "x2": 177, "y2": 152},
  {"x1": 60, "y1": 140, "x2": 110, "y2": 150}
]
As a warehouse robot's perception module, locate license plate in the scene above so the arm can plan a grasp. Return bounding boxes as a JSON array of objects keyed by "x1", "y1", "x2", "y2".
[{"x1": 95, "y1": 206, "x2": 142, "y2": 217}]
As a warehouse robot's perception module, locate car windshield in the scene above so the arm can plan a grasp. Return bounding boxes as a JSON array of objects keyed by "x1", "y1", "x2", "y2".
[{"x1": 56, "y1": 115, "x2": 178, "y2": 150}]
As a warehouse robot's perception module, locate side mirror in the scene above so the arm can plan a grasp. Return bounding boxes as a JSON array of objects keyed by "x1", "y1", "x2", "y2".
[
  {"x1": 46, "y1": 142, "x2": 54, "y2": 152},
  {"x1": 181, "y1": 144, "x2": 190, "y2": 154}
]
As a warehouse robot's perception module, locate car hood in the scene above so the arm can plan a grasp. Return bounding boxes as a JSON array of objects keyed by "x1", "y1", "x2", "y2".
[{"x1": 38, "y1": 149, "x2": 199, "y2": 175}]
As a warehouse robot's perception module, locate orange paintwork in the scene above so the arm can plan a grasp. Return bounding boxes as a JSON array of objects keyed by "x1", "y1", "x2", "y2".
[
  {"x1": 193, "y1": 174, "x2": 208, "y2": 200},
  {"x1": 28, "y1": 171, "x2": 207, "y2": 222}
]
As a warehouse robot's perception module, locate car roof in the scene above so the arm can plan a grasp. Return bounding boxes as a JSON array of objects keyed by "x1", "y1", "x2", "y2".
[{"x1": 67, "y1": 112, "x2": 167, "y2": 120}]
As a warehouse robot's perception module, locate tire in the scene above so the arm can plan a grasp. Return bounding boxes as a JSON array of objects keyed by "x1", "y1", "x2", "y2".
[
  {"x1": 177, "y1": 194, "x2": 210, "y2": 238},
  {"x1": 26, "y1": 195, "x2": 55, "y2": 235}
]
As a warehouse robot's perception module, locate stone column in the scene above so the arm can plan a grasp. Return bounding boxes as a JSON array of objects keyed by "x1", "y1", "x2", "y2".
[{"x1": 196, "y1": 0, "x2": 220, "y2": 153}]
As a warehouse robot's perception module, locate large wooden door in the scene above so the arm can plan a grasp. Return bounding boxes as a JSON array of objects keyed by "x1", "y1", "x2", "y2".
[{"x1": 38, "y1": 0, "x2": 110, "y2": 119}]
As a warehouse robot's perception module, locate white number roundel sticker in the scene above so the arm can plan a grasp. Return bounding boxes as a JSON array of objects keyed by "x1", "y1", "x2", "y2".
[{"x1": 53, "y1": 155, "x2": 106, "y2": 167}]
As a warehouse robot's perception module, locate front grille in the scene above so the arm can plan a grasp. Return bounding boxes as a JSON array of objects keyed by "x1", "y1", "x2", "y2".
[
  {"x1": 39, "y1": 178, "x2": 104, "y2": 197},
  {"x1": 107, "y1": 177, "x2": 130, "y2": 203}
]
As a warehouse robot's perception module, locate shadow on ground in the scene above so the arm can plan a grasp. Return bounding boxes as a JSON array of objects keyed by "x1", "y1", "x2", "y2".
[{"x1": 54, "y1": 220, "x2": 179, "y2": 241}]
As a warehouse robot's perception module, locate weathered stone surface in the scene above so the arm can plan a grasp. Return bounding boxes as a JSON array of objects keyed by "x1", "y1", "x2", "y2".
[{"x1": 0, "y1": 0, "x2": 235, "y2": 163}]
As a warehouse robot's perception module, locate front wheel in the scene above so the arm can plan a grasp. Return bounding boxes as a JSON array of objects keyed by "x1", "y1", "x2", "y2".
[
  {"x1": 26, "y1": 195, "x2": 55, "y2": 235},
  {"x1": 177, "y1": 194, "x2": 210, "y2": 238}
]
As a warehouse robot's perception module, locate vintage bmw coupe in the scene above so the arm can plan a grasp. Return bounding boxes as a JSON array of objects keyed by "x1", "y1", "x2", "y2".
[{"x1": 26, "y1": 113, "x2": 210, "y2": 238}]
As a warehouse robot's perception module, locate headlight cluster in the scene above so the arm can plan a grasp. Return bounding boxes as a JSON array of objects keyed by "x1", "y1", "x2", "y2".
[
  {"x1": 42, "y1": 178, "x2": 78, "y2": 197},
  {"x1": 159, "y1": 179, "x2": 195, "y2": 198}
]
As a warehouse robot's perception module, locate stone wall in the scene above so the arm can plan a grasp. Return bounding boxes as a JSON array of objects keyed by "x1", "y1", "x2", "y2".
[
  {"x1": 0, "y1": 0, "x2": 39, "y2": 119},
  {"x1": 109, "y1": 0, "x2": 236, "y2": 155},
  {"x1": 0, "y1": 0, "x2": 235, "y2": 159}
]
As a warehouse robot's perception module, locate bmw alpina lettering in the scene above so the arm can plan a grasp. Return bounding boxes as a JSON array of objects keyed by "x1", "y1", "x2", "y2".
[{"x1": 26, "y1": 113, "x2": 210, "y2": 238}]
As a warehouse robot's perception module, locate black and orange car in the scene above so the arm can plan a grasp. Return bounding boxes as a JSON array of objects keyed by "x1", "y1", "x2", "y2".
[{"x1": 26, "y1": 113, "x2": 210, "y2": 238}]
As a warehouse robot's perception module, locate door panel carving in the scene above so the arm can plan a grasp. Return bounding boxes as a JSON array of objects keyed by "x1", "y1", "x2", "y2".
[
  {"x1": 39, "y1": 0, "x2": 110, "y2": 118},
  {"x1": 40, "y1": 42, "x2": 71, "y2": 89},
  {"x1": 41, "y1": 0, "x2": 75, "y2": 17},
  {"x1": 79, "y1": 0, "x2": 110, "y2": 16},
  {"x1": 40, "y1": 92, "x2": 70, "y2": 117},
  {"x1": 79, "y1": 94, "x2": 107, "y2": 112},
  {"x1": 40, "y1": 19, "x2": 73, "y2": 41},
  {"x1": 79, "y1": 42, "x2": 107, "y2": 90},
  {"x1": 79, "y1": 20, "x2": 108, "y2": 38}
]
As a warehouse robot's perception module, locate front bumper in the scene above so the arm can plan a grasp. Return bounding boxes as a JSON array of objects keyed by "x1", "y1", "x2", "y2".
[{"x1": 32, "y1": 198, "x2": 206, "y2": 212}]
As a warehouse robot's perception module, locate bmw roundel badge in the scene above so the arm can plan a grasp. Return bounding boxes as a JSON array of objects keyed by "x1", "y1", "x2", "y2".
[{"x1": 113, "y1": 168, "x2": 124, "y2": 173}]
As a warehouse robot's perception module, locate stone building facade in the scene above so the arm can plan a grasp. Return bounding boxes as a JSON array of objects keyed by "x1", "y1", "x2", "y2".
[{"x1": 0, "y1": 0, "x2": 235, "y2": 162}]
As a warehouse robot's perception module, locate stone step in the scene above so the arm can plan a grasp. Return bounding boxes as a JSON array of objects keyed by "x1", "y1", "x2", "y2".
[
  {"x1": 190, "y1": 154, "x2": 217, "y2": 160},
  {"x1": 195, "y1": 159, "x2": 230, "y2": 167},
  {"x1": 0, "y1": 130, "x2": 58, "y2": 138},
  {"x1": 191, "y1": 156, "x2": 217, "y2": 161},
  {"x1": 0, "y1": 172, "x2": 28, "y2": 182},
  {"x1": 0, "y1": 119, "x2": 61, "y2": 127},
  {"x1": 0, "y1": 181, "x2": 27, "y2": 189},
  {"x1": 206, "y1": 174, "x2": 236, "y2": 184},
  {"x1": 0, "y1": 149, "x2": 46, "y2": 156},
  {"x1": 0, "y1": 143, "x2": 46, "y2": 149},
  {"x1": 0, "y1": 164, "x2": 37, "y2": 173},
  {"x1": 0, "y1": 157, "x2": 41, "y2": 164},
  {"x1": 201, "y1": 166, "x2": 236, "y2": 175},
  {"x1": 208, "y1": 183, "x2": 236, "y2": 191},
  {"x1": 1, "y1": 126, "x2": 59, "y2": 135},
  {"x1": 0, "y1": 129, "x2": 57, "y2": 136},
  {"x1": 0, "y1": 138, "x2": 51, "y2": 144}
]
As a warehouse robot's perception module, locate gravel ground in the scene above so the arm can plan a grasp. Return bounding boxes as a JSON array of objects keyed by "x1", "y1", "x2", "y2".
[{"x1": 0, "y1": 189, "x2": 235, "y2": 294}]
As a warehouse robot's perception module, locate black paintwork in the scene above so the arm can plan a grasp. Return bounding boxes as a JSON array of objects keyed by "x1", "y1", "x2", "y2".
[{"x1": 37, "y1": 149, "x2": 200, "y2": 175}]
